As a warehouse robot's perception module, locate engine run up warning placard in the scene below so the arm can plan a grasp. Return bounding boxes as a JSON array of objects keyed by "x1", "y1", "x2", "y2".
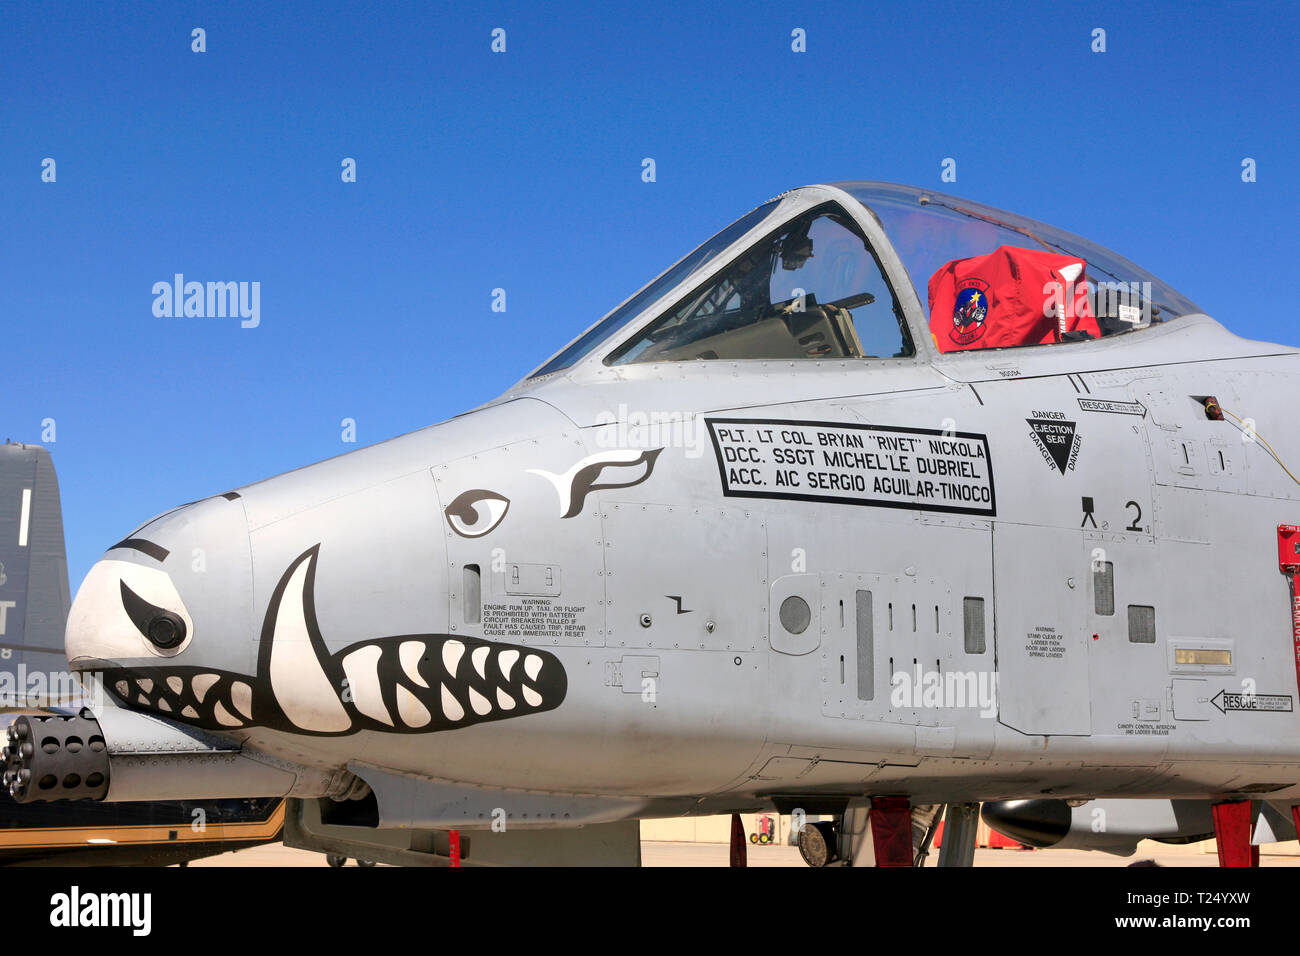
[{"x1": 706, "y1": 418, "x2": 996, "y2": 516}]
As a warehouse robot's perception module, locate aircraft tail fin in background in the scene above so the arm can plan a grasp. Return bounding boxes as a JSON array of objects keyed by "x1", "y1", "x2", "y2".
[{"x1": 0, "y1": 442, "x2": 79, "y2": 710}]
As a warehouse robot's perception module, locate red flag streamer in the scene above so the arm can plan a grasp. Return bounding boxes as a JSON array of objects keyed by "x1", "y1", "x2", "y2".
[
  {"x1": 1278, "y1": 526, "x2": 1300, "y2": 693},
  {"x1": 1292, "y1": 577, "x2": 1300, "y2": 692},
  {"x1": 729, "y1": 813, "x2": 747, "y2": 867},
  {"x1": 870, "y1": 796, "x2": 914, "y2": 867},
  {"x1": 449, "y1": 829, "x2": 461, "y2": 868}
]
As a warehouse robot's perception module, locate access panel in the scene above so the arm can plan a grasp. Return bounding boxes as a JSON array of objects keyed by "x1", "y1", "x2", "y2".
[{"x1": 993, "y1": 522, "x2": 1091, "y2": 736}]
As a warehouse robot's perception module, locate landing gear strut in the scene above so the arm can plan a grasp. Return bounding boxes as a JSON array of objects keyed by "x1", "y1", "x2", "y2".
[{"x1": 937, "y1": 803, "x2": 979, "y2": 867}]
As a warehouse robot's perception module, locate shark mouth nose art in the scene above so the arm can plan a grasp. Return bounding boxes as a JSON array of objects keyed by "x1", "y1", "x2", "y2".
[{"x1": 99, "y1": 545, "x2": 567, "y2": 736}]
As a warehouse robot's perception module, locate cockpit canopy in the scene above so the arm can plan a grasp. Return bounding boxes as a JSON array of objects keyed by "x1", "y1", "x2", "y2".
[
  {"x1": 607, "y1": 201, "x2": 912, "y2": 365},
  {"x1": 529, "y1": 182, "x2": 1201, "y2": 378}
]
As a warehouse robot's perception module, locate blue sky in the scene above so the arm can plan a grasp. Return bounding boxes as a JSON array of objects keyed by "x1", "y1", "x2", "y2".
[{"x1": 3, "y1": 0, "x2": 1296, "y2": 587}]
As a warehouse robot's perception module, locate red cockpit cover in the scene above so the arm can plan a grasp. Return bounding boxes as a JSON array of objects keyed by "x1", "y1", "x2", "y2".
[{"x1": 928, "y1": 245, "x2": 1100, "y2": 352}]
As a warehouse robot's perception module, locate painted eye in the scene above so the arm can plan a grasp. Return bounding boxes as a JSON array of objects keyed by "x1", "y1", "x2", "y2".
[
  {"x1": 444, "y1": 490, "x2": 511, "y2": 538},
  {"x1": 120, "y1": 580, "x2": 188, "y2": 651}
]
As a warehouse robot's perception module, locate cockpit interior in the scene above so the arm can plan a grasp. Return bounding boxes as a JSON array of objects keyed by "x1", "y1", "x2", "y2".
[{"x1": 529, "y1": 183, "x2": 1202, "y2": 378}]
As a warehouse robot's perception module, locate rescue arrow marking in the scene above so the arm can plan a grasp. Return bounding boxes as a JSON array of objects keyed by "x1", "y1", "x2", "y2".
[
  {"x1": 1210, "y1": 690, "x2": 1293, "y2": 714},
  {"x1": 1077, "y1": 398, "x2": 1147, "y2": 418}
]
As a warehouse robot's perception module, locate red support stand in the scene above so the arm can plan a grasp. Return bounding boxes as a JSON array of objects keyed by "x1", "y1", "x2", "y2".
[
  {"x1": 729, "y1": 813, "x2": 747, "y2": 867},
  {"x1": 1211, "y1": 801, "x2": 1254, "y2": 867},
  {"x1": 449, "y1": 828, "x2": 461, "y2": 867},
  {"x1": 871, "y1": 796, "x2": 914, "y2": 867}
]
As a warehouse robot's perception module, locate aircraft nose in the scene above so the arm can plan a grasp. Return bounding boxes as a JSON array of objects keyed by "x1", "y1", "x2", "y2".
[{"x1": 66, "y1": 494, "x2": 254, "y2": 670}]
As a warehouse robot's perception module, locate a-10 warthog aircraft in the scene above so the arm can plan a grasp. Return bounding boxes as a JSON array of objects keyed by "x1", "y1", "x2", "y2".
[{"x1": 6, "y1": 182, "x2": 1300, "y2": 866}]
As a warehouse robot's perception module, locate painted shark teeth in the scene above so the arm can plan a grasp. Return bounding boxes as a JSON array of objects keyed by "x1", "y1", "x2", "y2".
[
  {"x1": 192, "y1": 673, "x2": 217, "y2": 704},
  {"x1": 468, "y1": 686, "x2": 492, "y2": 716},
  {"x1": 400, "y1": 641, "x2": 429, "y2": 688},
  {"x1": 396, "y1": 685, "x2": 430, "y2": 728},
  {"x1": 471, "y1": 646, "x2": 489, "y2": 680},
  {"x1": 525, "y1": 655, "x2": 543, "y2": 681},
  {"x1": 442, "y1": 640, "x2": 464, "y2": 679},
  {"x1": 499, "y1": 649, "x2": 519, "y2": 681},
  {"x1": 441, "y1": 684, "x2": 464, "y2": 721},
  {"x1": 214, "y1": 702, "x2": 240, "y2": 727},
  {"x1": 266, "y1": 549, "x2": 352, "y2": 733},
  {"x1": 99, "y1": 545, "x2": 567, "y2": 737},
  {"x1": 342, "y1": 645, "x2": 393, "y2": 727},
  {"x1": 231, "y1": 681, "x2": 253, "y2": 720},
  {"x1": 107, "y1": 670, "x2": 253, "y2": 730}
]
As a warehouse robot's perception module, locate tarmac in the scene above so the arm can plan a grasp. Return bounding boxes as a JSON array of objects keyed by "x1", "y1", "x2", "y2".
[{"x1": 186, "y1": 839, "x2": 1300, "y2": 867}]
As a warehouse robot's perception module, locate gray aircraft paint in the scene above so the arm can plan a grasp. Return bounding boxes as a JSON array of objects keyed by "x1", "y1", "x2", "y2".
[
  {"x1": 55, "y1": 183, "x2": 1300, "y2": 832},
  {"x1": 0, "y1": 442, "x2": 75, "y2": 708}
]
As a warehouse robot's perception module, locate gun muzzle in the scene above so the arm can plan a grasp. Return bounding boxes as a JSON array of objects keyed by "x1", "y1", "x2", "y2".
[
  {"x1": 3, "y1": 711, "x2": 111, "y2": 801},
  {"x1": 3, "y1": 704, "x2": 357, "y2": 804}
]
